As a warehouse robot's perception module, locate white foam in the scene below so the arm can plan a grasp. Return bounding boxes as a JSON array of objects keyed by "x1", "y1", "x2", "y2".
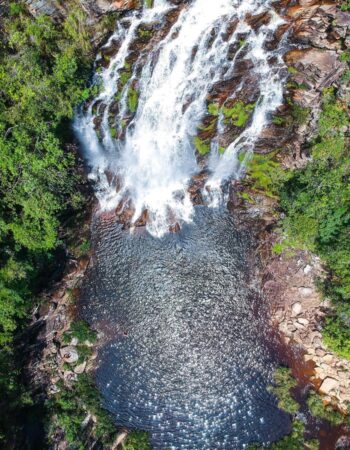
[{"x1": 75, "y1": 0, "x2": 286, "y2": 236}]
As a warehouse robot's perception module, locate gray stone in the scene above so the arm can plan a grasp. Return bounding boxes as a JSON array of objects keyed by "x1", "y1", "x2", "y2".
[
  {"x1": 60, "y1": 346, "x2": 79, "y2": 364},
  {"x1": 291, "y1": 302, "x2": 302, "y2": 316}
]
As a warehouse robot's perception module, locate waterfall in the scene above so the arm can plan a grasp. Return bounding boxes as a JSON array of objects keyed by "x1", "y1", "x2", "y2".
[{"x1": 75, "y1": 0, "x2": 286, "y2": 236}]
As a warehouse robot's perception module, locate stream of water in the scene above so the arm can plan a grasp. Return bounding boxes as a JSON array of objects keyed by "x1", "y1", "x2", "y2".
[
  {"x1": 75, "y1": 0, "x2": 286, "y2": 237},
  {"x1": 76, "y1": 1, "x2": 291, "y2": 447}
]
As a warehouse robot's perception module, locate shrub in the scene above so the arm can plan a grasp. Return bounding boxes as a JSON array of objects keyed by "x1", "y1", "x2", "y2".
[
  {"x1": 269, "y1": 367, "x2": 299, "y2": 415},
  {"x1": 278, "y1": 92, "x2": 350, "y2": 358},
  {"x1": 0, "y1": 0, "x2": 94, "y2": 444},
  {"x1": 307, "y1": 390, "x2": 345, "y2": 426},
  {"x1": 124, "y1": 431, "x2": 152, "y2": 450}
]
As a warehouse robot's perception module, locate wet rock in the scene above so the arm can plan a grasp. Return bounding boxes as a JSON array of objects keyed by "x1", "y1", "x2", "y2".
[
  {"x1": 246, "y1": 12, "x2": 271, "y2": 31},
  {"x1": 134, "y1": 209, "x2": 149, "y2": 227},
  {"x1": 97, "y1": 0, "x2": 138, "y2": 13},
  {"x1": 254, "y1": 122, "x2": 295, "y2": 153},
  {"x1": 115, "y1": 199, "x2": 136, "y2": 227},
  {"x1": 25, "y1": 0, "x2": 64, "y2": 18},
  {"x1": 169, "y1": 222, "x2": 181, "y2": 233}
]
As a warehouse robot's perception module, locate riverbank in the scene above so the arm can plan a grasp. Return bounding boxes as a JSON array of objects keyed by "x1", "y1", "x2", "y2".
[
  {"x1": 232, "y1": 0, "x2": 350, "y2": 431},
  {"x1": 0, "y1": 0, "x2": 126, "y2": 446}
]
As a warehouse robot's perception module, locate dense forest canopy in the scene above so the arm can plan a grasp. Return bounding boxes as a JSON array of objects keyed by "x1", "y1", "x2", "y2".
[{"x1": 0, "y1": 1, "x2": 93, "y2": 443}]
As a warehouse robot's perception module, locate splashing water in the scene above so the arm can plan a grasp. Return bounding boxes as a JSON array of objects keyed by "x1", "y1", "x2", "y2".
[{"x1": 75, "y1": 0, "x2": 286, "y2": 236}]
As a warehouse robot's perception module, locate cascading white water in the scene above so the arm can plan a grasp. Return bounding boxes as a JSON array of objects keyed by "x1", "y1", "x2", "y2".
[{"x1": 75, "y1": 0, "x2": 286, "y2": 236}]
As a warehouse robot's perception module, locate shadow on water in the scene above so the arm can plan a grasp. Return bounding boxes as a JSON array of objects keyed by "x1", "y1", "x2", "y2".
[{"x1": 79, "y1": 206, "x2": 291, "y2": 449}]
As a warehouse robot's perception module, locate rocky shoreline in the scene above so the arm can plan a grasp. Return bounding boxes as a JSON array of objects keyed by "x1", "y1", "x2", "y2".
[{"x1": 237, "y1": 0, "x2": 350, "y2": 417}]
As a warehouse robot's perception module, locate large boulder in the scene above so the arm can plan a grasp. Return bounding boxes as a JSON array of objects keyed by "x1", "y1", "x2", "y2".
[{"x1": 285, "y1": 48, "x2": 346, "y2": 92}]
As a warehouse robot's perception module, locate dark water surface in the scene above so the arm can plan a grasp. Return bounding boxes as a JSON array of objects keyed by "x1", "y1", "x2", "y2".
[{"x1": 80, "y1": 207, "x2": 290, "y2": 449}]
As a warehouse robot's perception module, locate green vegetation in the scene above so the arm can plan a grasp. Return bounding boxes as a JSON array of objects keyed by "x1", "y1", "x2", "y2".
[
  {"x1": 244, "y1": 152, "x2": 288, "y2": 197},
  {"x1": 63, "y1": 320, "x2": 97, "y2": 344},
  {"x1": 208, "y1": 102, "x2": 220, "y2": 116},
  {"x1": 124, "y1": 431, "x2": 152, "y2": 449},
  {"x1": 287, "y1": 66, "x2": 299, "y2": 75},
  {"x1": 50, "y1": 321, "x2": 153, "y2": 448},
  {"x1": 252, "y1": 366, "x2": 350, "y2": 449},
  {"x1": 194, "y1": 136, "x2": 211, "y2": 156},
  {"x1": 269, "y1": 420, "x2": 306, "y2": 450},
  {"x1": 128, "y1": 86, "x2": 139, "y2": 113},
  {"x1": 137, "y1": 26, "x2": 154, "y2": 41},
  {"x1": 0, "y1": 1, "x2": 100, "y2": 445},
  {"x1": 249, "y1": 366, "x2": 306, "y2": 449},
  {"x1": 289, "y1": 100, "x2": 310, "y2": 125},
  {"x1": 279, "y1": 91, "x2": 350, "y2": 359},
  {"x1": 341, "y1": 0, "x2": 350, "y2": 10},
  {"x1": 222, "y1": 101, "x2": 255, "y2": 127},
  {"x1": 248, "y1": 421, "x2": 306, "y2": 450},
  {"x1": 48, "y1": 374, "x2": 116, "y2": 449},
  {"x1": 268, "y1": 367, "x2": 299, "y2": 415},
  {"x1": 242, "y1": 88, "x2": 350, "y2": 360},
  {"x1": 307, "y1": 391, "x2": 347, "y2": 426},
  {"x1": 193, "y1": 100, "x2": 256, "y2": 156},
  {"x1": 272, "y1": 115, "x2": 286, "y2": 126}
]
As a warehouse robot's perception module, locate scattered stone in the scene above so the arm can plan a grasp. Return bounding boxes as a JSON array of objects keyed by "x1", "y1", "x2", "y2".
[
  {"x1": 49, "y1": 384, "x2": 61, "y2": 394},
  {"x1": 323, "y1": 354, "x2": 333, "y2": 364},
  {"x1": 60, "y1": 346, "x2": 79, "y2": 364},
  {"x1": 74, "y1": 362, "x2": 87, "y2": 374},
  {"x1": 291, "y1": 302, "x2": 302, "y2": 316},
  {"x1": 299, "y1": 287, "x2": 313, "y2": 297},
  {"x1": 315, "y1": 348, "x2": 326, "y2": 358},
  {"x1": 319, "y1": 377, "x2": 338, "y2": 395},
  {"x1": 63, "y1": 371, "x2": 78, "y2": 382},
  {"x1": 111, "y1": 431, "x2": 128, "y2": 449},
  {"x1": 295, "y1": 321, "x2": 306, "y2": 330},
  {"x1": 82, "y1": 414, "x2": 92, "y2": 429},
  {"x1": 70, "y1": 337, "x2": 79, "y2": 346},
  {"x1": 297, "y1": 318, "x2": 309, "y2": 326},
  {"x1": 303, "y1": 264, "x2": 312, "y2": 274},
  {"x1": 313, "y1": 336, "x2": 322, "y2": 347},
  {"x1": 48, "y1": 344, "x2": 58, "y2": 354},
  {"x1": 336, "y1": 436, "x2": 350, "y2": 449}
]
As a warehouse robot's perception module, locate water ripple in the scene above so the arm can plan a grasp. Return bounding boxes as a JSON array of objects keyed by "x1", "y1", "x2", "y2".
[{"x1": 80, "y1": 207, "x2": 290, "y2": 449}]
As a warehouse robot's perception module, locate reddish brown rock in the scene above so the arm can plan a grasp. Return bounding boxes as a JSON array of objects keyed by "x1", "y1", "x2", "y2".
[{"x1": 285, "y1": 48, "x2": 346, "y2": 91}]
